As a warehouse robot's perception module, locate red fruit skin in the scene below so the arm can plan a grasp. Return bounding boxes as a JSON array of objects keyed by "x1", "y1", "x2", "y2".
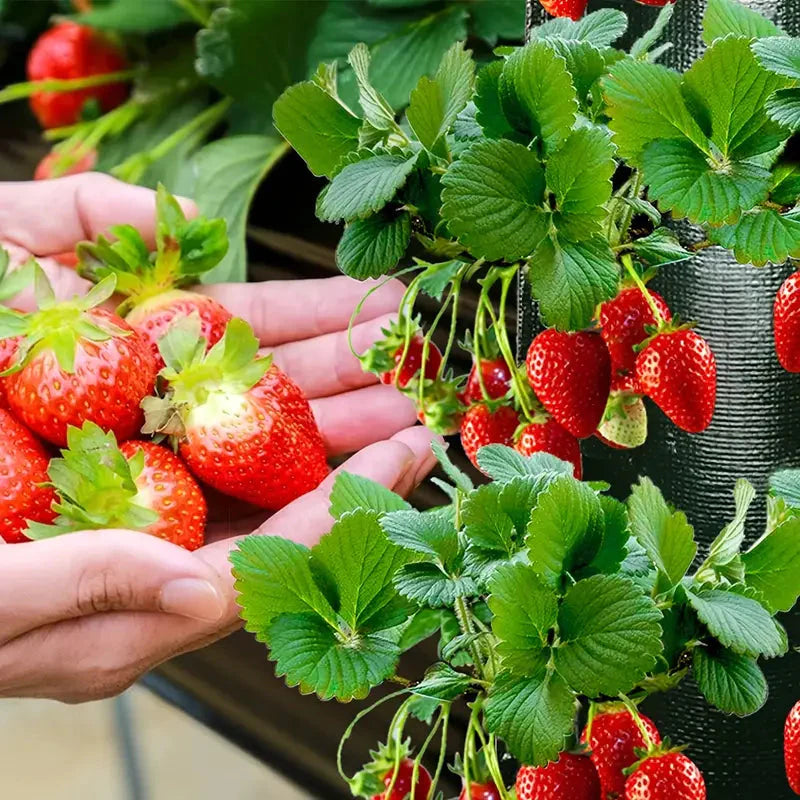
[
  {"x1": 516, "y1": 754, "x2": 601, "y2": 800},
  {"x1": 515, "y1": 418, "x2": 582, "y2": 479},
  {"x1": 785, "y1": 700, "x2": 800, "y2": 794},
  {"x1": 0, "y1": 334, "x2": 20, "y2": 408},
  {"x1": 27, "y1": 22, "x2": 129, "y2": 129},
  {"x1": 119, "y1": 441, "x2": 206, "y2": 551},
  {"x1": 459, "y1": 780, "x2": 502, "y2": 800},
  {"x1": 371, "y1": 759, "x2": 432, "y2": 800},
  {"x1": 526, "y1": 329, "x2": 611, "y2": 439},
  {"x1": 624, "y1": 752, "x2": 705, "y2": 800},
  {"x1": 539, "y1": 0, "x2": 588, "y2": 20},
  {"x1": 460, "y1": 403, "x2": 519, "y2": 469},
  {"x1": 4, "y1": 309, "x2": 157, "y2": 447},
  {"x1": 34, "y1": 147, "x2": 97, "y2": 180},
  {"x1": 581, "y1": 711, "x2": 661, "y2": 800},
  {"x1": 0, "y1": 408, "x2": 56, "y2": 543},
  {"x1": 635, "y1": 330, "x2": 716, "y2": 433},
  {"x1": 125, "y1": 290, "x2": 233, "y2": 370},
  {"x1": 464, "y1": 357, "x2": 513, "y2": 403},
  {"x1": 380, "y1": 335, "x2": 442, "y2": 388},
  {"x1": 774, "y1": 271, "x2": 800, "y2": 373},
  {"x1": 179, "y1": 364, "x2": 329, "y2": 511},
  {"x1": 599, "y1": 288, "x2": 671, "y2": 376}
]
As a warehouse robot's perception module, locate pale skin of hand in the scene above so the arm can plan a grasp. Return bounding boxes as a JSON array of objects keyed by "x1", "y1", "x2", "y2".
[{"x1": 0, "y1": 173, "x2": 439, "y2": 702}]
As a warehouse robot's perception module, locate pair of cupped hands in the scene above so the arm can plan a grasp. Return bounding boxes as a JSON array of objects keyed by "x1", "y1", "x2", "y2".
[{"x1": 0, "y1": 174, "x2": 439, "y2": 702}]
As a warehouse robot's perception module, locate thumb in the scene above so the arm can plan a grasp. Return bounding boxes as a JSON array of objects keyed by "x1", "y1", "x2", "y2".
[{"x1": 0, "y1": 530, "x2": 227, "y2": 645}]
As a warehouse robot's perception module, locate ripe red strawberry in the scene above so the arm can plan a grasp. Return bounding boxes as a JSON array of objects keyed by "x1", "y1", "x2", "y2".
[
  {"x1": 539, "y1": 0, "x2": 588, "y2": 20},
  {"x1": 515, "y1": 417, "x2": 582, "y2": 478},
  {"x1": 460, "y1": 403, "x2": 519, "y2": 469},
  {"x1": 516, "y1": 754, "x2": 601, "y2": 800},
  {"x1": 27, "y1": 22, "x2": 129, "y2": 129},
  {"x1": 526, "y1": 329, "x2": 611, "y2": 439},
  {"x1": 0, "y1": 330, "x2": 19, "y2": 409},
  {"x1": 785, "y1": 700, "x2": 800, "y2": 794},
  {"x1": 25, "y1": 422, "x2": 206, "y2": 550},
  {"x1": 459, "y1": 780, "x2": 502, "y2": 799},
  {"x1": 379, "y1": 333, "x2": 443, "y2": 388},
  {"x1": 774, "y1": 271, "x2": 800, "y2": 373},
  {"x1": 34, "y1": 145, "x2": 97, "y2": 180},
  {"x1": 581, "y1": 709, "x2": 661, "y2": 799},
  {"x1": 599, "y1": 288, "x2": 671, "y2": 376},
  {"x1": 143, "y1": 317, "x2": 328, "y2": 511},
  {"x1": 0, "y1": 408, "x2": 56, "y2": 543},
  {"x1": 624, "y1": 751, "x2": 705, "y2": 800},
  {"x1": 463, "y1": 356, "x2": 513, "y2": 403},
  {"x1": 78, "y1": 185, "x2": 231, "y2": 370},
  {"x1": 371, "y1": 759, "x2": 432, "y2": 800},
  {"x1": 635, "y1": 329, "x2": 716, "y2": 433},
  {"x1": 0, "y1": 272, "x2": 157, "y2": 447}
]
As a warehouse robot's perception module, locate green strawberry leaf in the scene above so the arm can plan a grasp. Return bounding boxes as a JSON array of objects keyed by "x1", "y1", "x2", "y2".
[
  {"x1": 702, "y1": 0, "x2": 783, "y2": 45},
  {"x1": 474, "y1": 61, "x2": 516, "y2": 140},
  {"x1": 476, "y1": 446, "x2": 573, "y2": 483},
  {"x1": 770, "y1": 469, "x2": 800, "y2": 506},
  {"x1": 329, "y1": 473, "x2": 410, "y2": 519},
  {"x1": 603, "y1": 58, "x2": 707, "y2": 165},
  {"x1": 628, "y1": 477, "x2": 697, "y2": 590},
  {"x1": 461, "y1": 481, "x2": 521, "y2": 554},
  {"x1": 642, "y1": 138, "x2": 772, "y2": 226},
  {"x1": 441, "y1": 139, "x2": 549, "y2": 262},
  {"x1": 531, "y1": 8, "x2": 627, "y2": 48},
  {"x1": 411, "y1": 662, "x2": 473, "y2": 703},
  {"x1": 526, "y1": 475, "x2": 605, "y2": 591},
  {"x1": 393, "y1": 563, "x2": 479, "y2": 608},
  {"x1": 687, "y1": 587, "x2": 786, "y2": 658},
  {"x1": 527, "y1": 235, "x2": 620, "y2": 332},
  {"x1": 336, "y1": 211, "x2": 411, "y2": 279},
  {"x1": 682, "y1": 36, "x2": 789, "y2": 160},
  {"x1": 399, "y1": 608, "x2": 445, "y2": 652},
  {"x1": 273, "y1": 82, "x2": 361, "y2": 178},
  {"x1": 693, "y1": 645, "x2": 768, "y2": 716},
  {"x1": 431, "y1": 439, "x2": 474, "y2": 493},
  {"x1": 708, "y1": 207, "x2": 800, "y2": 266},
  {"x1": 695, "y1": 478, "x2": 755, "y2": 585},
  {"x1": 584, "y1": 495, "x2": 630, "y2": 577},
  {"x1": 318, "y1": 152, "x2": 418, "y2": 222},
  {"x1": 765, "y1": 89, "x2": 800, "y2": 131},
  {"x1": 381, "y1": 509, "x2": 460, "y2": 564},
  {"x1": 407, "y1": 41, "x2": 475, "y2": 152},
  {"x1": 499, "y1": 39, "x2": 577, "y2": 154},
  {"x1": 553, "y1": 574, "x2": 663, "y2": 696},
  {"x1": 489, "y1": 562, "x2": 557, "y2": 676},
  {"x1": 348, "y1": 43, "x2": 398, "y2": 133},
  {"x1": 268, "y1": 612, "x2": 400, "y2": 701},
  {"x1": 753, "y1": 37, "x2": 800, "y2": 80},
  {"x1": 546, "y1": 39, "x2": 608, "y2": 106},
  {"x1": 546, "y1": 127, "x2": 616, "y2": 240},
  {"x1": 630, "y1": 3, "x2": 675, "y2": 60},
  {"x1": 629, "y1": 227, "x2": 692, "y2": 267},
  {"x1": 485, "y1": 670, "x2": 575, "y2": 767},
  {"x1": 742, "y1": 517, "x2": 800, "y2": 613}
]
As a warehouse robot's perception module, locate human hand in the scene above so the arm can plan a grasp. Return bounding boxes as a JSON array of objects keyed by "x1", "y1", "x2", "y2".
[{"x1": 0, "y1": 174, "x2": 438, "y2": 700}]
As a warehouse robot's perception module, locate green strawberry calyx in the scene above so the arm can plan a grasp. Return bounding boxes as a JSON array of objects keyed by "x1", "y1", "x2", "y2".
[
  {"x1": 141, "y1": 314, "x2": 271, "y2": 439},
  {"x1": 0, "y1": 266, "x2": 126, "y2": 375},
  {"x1": 77, "y1": 184, "x2": 228, "y2": 315},
  {"x1": 25, "y1": 421, "x2": 158, "y2": 539},
  {"x1": 624, "y1": 739, "x2": 690, "y2": 776}
]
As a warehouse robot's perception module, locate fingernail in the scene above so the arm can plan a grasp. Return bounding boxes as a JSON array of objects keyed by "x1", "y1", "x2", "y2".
[{"x1": 160, "y1": 579, "x2": 225, "y2": 622}]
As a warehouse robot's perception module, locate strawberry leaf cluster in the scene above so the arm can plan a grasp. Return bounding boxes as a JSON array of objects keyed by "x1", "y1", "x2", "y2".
[{"x1": 232, "y1": 444, "x2": 800, "y2": 790}]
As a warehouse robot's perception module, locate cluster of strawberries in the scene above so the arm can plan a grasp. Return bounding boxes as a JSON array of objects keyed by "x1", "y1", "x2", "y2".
[
  {"x1": 376, "y1": 707, "x2": 705, "y2": 800},
  {"x1": 0, "y1": 189, "x2": 328, "y2": 547},
  {"x1": 452, "y1": 286, "x2": 717, "y2": 479}
]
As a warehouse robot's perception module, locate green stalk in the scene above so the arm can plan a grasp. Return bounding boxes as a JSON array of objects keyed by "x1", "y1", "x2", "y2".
[
  {"x1": 0, "y1": 70, "x2": 137, "y2": 104},
  {"x1": 428, "y1": 706, "x2": 451, "y2": 800},
  {"x1": 619, "y1": 693, "x2": 658, "y2": 751},
  {"x1": 621, "y1": 253, "x2": 666, "y2": 325},
  {"x1": 418, "y1": 286, "x2": 453, "y2": 409},
  {"x1": 616, "y1": 170, "x2": 644, "y2": 246},
  {"x1": 438, "y1": 274, "x2": 463, "y2": 379},
  {"x1": 174, "y1": 0, "x2": 212, "y2": 25},
  {"x1": 455, "y1": 596, "x2": 485, "y2": 680},
  {"x1": 412, "y1": 709, "x2": 444, "y2": 796},
  {"x1": 494, "y1": 266, "x2": 532, "y2": 419}
]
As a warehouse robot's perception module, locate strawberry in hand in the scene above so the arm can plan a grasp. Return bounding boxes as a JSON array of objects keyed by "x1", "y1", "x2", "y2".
[
  {"x1": 27, "y1": 22, "x2": 130, "y2": 129},
  {"x1": 0, "y1": 408, "x2": 57, "y2": 543},
  {"x1": 25, "y1": 421, "x2": 206, "y2": 551},
  {"x1": 460, "y1": 402, "x2": 519, "y2": 469},
  {"x1": 0, "y1": 268, "x2": 156, "y2": 447},
  {"x1": 78, "y1": 184, "x2": 233, "y2": 370},
  {"x1": 526, "y1": 328, "x2": 611, "y2": 439},
  {"x1": 635, "y1": 327, "x2": 716, "y2": 433},
  {"x1": 143, "y1": 316, "x2": 329, "y2": 511}
]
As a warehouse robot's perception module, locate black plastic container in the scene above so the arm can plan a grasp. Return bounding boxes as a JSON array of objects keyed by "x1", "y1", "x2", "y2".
[{"x1": 520, "y1": 1, "x2": 800, "y2": 796}]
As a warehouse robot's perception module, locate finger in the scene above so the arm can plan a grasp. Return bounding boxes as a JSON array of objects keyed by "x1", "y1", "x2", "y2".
[
  {"x1": 311, "y1": 383, "x2": 417, "y2": 455},
  {"x1": 0, "y1": 530, "x2": 228, "y2": 645},
  {"x1": 0, "y1": 174, "x2": 197, "y2": 256},
  {"x1": 199, "y1": 276, "x2": 406, "y2": 346},
  {"x1": 270, "y1": 313, "x2": 396, "y2": 398}
]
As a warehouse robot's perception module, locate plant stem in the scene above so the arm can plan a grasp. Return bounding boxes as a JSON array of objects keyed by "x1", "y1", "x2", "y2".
[
  {"x1": 621, "y1": 253, "x2": 666, "y2": 325},
  {"x1": 619, "y1": 693, "x2": 658, "y2": 751},
  {"x1": 0, "y1": 70, "x2": 137, "y2": 103},
  {"x1": 429, "y1": 706, "x2": 450, "y2": 800},
  {"x1": 413, "y1": 710, "x2": 444, "y2": 796},
  {"x1": 454, "y1": 596, "x2": 484, "y2": 679},
  {"x1": 615, "y1": 169, "x2": 644, "y2": 246},
  {"x1": 174, "y1": 0, "x2": 212, "y2": 25}
]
